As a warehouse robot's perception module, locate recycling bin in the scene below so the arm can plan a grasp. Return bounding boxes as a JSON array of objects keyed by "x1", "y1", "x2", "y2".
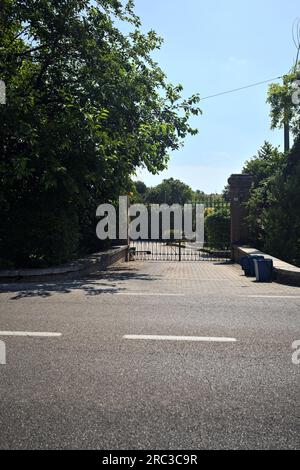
[
  {"x1": 248, "y1": 255, "x2": 265, "y2": 277},
  {"x1": 240, "y1": 256, "x2": 251, "y2": 276},
  {"x1": 241, "y1": 255, "x2": 264, "y2": 277},
  {"x1": 254, "y1": 258, "x2": 273, "y2": 282}
]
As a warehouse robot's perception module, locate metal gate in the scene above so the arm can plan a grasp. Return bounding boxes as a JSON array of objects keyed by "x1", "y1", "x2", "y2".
[
  {"x1": 129, "y1": 241, "x2": 231, "y2": 262},
  {"x1": 128, "y1": 197, "x2": 231, "y2": 262}
]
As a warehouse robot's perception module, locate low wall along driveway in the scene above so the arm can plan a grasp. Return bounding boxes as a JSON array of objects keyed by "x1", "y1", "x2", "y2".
[
  {"x1": 0, "y1": 246, "x2": 128, "y2": 283},
  {"x1": 233, "y1": 245, "x2": 300, "y2": 287}
]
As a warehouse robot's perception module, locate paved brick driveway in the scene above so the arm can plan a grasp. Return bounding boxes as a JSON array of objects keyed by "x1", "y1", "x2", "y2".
[
  {"x1": 1, "y1": 260, "x2": 299, "y2": 300},
  {"x1": 101, "y1": 260, "x2": 300, "y2": 297}
]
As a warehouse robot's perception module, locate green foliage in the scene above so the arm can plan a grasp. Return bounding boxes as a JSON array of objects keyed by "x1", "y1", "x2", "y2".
[
  {"x1": 267, "y1": 70, "x2": 300, "y2": 137},
  {"x1": 243, "y1": 139, "x2": 300, "y2": 267},
  {"x1": 243, "y1": 142, "x2": 284, "y2": 247},
  {"x1": 242, "y1": 141, "x2": 283, "y2": 186},
  {"x1": 243, "y1": 68, "x2": 300, "y2": 266},
  {"x1": 131, "y1": 180, "x2": 147, "y2": 203},
  {"x1": 143, "y1": 178, "x2": 194, "y2": 205},
  {"x1": 0, "y1": 0, "x2": 201, "y2": 267},
  {"x1": 0, "y1": 181, "x2": 81, "y2": 267},
  {"x1": 204, "y1": 208, "x2": 230, "y2": 249},
  {"x1": 262, "y1": 137, "x2": 300, "y2": 266},
  {"x1": 133, "y1": 179, "x2": 228, "y2": 207},
  {"x1": 135, "y1": 181, "x2": 147, "y2": 197}
]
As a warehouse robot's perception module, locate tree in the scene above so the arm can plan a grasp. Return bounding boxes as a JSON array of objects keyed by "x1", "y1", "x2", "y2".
[
  {"x1": 263, "y1": 136, "x2": 300, "y2": 266},
  {"x1": 0, "y1": 0, "x2": 201, "y2": 267},
  {"x1": 242, "y1": 142, "x2": 284, "y2": 247},
  {"x1": 144, "y1": 178, "x2": 194, "y2": 205},
  {"x1": 267, "y1": 69, "x2": 300, "y2": 139},
  {"x1": 132, "y1": 180, "x2": 147, "y2": 203},
  {"x1": 236, "y1": 67, "x2": 300, "y2": 266},
  {"x1": 241, "y1": 138, "x2": 300, "y2": 267},
  {"x1": 243, "y1": 141, "x2": 283, "y2": 186}
]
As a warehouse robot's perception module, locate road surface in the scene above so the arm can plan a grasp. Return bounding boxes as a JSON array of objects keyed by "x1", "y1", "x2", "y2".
[{"x1": 0, "y1": 260, "x2": 299, "y2": 449}]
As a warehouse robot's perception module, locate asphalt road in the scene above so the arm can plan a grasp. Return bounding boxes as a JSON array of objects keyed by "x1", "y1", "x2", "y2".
[{"x1": 0, "y1": 261, "x2": 299, "y2": 449}]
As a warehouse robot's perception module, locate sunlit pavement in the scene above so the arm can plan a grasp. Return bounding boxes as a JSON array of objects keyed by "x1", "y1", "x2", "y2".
[{"x1": 0, "y1": 261, "x2": 299, "y2": 449}]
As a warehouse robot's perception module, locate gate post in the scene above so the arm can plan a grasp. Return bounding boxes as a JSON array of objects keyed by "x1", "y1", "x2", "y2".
[{"x1": 228, "y1": 174, "x2": 253, "y2": 256}]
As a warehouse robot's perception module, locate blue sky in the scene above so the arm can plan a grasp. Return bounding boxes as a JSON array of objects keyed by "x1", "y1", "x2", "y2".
[{"x1": 131, "y1": 0, "x2": 299, "y2": 193}]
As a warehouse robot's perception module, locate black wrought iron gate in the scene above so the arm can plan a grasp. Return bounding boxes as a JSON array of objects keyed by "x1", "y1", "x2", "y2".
[
  {"x1": 128, "y1": 197, "x2": 231, "y2": 262},
  {"x1": 129, "y1": 241, "x2": 231, "y2": 262}
]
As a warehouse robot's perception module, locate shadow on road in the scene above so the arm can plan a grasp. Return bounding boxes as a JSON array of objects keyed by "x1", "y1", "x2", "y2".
[{"x1": 0, "y1": 265, "x2": 161, "y2": 300}]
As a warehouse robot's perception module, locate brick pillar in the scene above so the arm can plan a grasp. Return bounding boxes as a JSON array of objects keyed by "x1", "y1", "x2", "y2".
[{"x1": 228, "y1": 174, "x2": 253, "y2": 246}]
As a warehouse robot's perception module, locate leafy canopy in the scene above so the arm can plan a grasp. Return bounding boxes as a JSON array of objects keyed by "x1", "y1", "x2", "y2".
[{"x1": 0, "y1": 0, "x2": 201, "y2": 267}]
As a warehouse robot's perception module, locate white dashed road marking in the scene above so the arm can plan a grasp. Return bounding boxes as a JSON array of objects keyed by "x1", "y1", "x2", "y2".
[
  {"x1": 0, "y1": 331, "x2": 62, "y2": 337},
  {"x1": 242, "y1": 295, "x2": 300, "y2": 299},
  {"x1": 123, "y1": 335, "x2": 237, "y2": 343},
  {"x1": 115, "y1": 293, "x2": 184, "y2": 296}
]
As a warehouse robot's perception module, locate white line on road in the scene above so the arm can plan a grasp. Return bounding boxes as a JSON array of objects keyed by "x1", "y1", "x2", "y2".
[
  {"x1": 123, "y1": 335, "x2": 237, "y2": 343},
  {"x1": 243, "y1": 295, "x2": 300, "y2": 299},
  {"x1": 115, "y1": 293, "x2": 184, "y2": 296},
  {"x1": 0, "y1": 331, "x2": 62, "y2": 337}
]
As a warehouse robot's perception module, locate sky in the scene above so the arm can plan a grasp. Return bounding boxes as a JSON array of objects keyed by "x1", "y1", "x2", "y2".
[{"x1": 130, "y1": 0, "x2": 300, "y2": 193}]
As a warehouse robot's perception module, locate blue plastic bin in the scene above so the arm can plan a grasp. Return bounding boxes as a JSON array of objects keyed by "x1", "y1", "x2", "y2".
[
  {"x1": 254, "y1": 259, "x2": 273, "y2": 282},
  {"x1": 241, "y1": 256, "x2": 251, "y2": 276},
  {"x1": 248, "y1": 255, "x2": 265, "y2": 277}
]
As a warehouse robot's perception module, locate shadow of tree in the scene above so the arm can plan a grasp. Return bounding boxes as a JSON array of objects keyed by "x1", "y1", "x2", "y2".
[{"x1": 0, "y1": 265, "x2": 161, "y2": 300}]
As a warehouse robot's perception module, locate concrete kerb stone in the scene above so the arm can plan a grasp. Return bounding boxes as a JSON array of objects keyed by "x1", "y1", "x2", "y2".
[{"x1": 0, "y1": 246, "x2": 128, "y2": 283}]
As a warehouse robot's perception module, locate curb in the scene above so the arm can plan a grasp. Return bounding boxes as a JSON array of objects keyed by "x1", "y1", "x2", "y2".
[{"x1": 0, "y1": 246, "x2": 128, "y2": 283}]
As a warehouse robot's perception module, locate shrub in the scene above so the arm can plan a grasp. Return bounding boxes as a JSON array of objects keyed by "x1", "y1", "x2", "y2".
[
  {"x1": 262, "y1": 137, "x2": 300, "y2": 266},
  {"x1": 205, "y1": 209, "x2": 230, "y2": 249}
]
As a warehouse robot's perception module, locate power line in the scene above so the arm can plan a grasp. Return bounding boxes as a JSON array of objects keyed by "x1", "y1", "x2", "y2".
[{"x1": 200, "y1": 75, "x2": 283, "y2": 101}]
